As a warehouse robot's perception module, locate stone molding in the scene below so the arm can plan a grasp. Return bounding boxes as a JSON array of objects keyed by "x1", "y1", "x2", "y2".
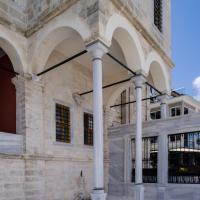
[
  {"x1": 108, "y1": 113, "x2": 200, "y2": 138},
  {"x1": 72, "y1": 92, "x2": 84, "y2": 105}
]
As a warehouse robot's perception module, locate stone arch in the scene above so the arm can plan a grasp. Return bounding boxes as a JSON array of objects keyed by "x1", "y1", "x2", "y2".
[
  {"x1": 30, "y1": 15, "x2": 91, "y2": 74},
  {"x1": 146, "y1": 51, "x2": 171, "y2": 92},
  {"x1": 105, "y1": 14, "x2": 145, "y2": 72},
  {"x1": 0, "y1": 37, "x2": 24, "y2": 74}
]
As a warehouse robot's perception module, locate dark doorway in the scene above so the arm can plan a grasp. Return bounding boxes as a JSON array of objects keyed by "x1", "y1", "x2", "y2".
[{"x1": 0, "y1": 48, "x2": 16, "y2": 133}]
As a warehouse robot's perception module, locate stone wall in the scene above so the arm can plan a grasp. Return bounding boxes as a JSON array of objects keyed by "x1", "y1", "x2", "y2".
[
  {"x1": 0, "y1": 156, "x2": 93, "y2": 200},
  {"x1": 0, "y1": 0, "x2": 99, "y2": 37},
  {"x1": 0, "y1": 133, "x2": 23, "y2": 155},
  {"x1": 0, "y1": 0, "x2": 27, "y2": 31}
]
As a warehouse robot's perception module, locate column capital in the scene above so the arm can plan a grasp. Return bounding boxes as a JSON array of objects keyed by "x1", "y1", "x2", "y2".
[
  {"x1": 132, "y1": 74, "x2": 146, "y2": 89},
  {"x1": 12, "y1": 73, "x2": 44, "y2": 90},
  {"x1": 86, "y1": 41, "x2": 108, "y2": 59},
  {"x1": 12, "y1": 74, "x2": 30, "y2": 89}
]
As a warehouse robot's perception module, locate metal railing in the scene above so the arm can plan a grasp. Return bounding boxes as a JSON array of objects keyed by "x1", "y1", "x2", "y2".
[
  {"x1": 131, "y1": 136, "x2": 158, "y2": 183},
  {"x1": 168, "y1": 132, "x2": 200, "y2": 184}
]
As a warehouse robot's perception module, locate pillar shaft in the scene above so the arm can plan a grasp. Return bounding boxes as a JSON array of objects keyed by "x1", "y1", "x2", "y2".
[
  {"x1": 160, "y1": 94, "x2": 169, "y2": 119},
  {"x1": 133, "y1": 75, "x2": 145, "y2": 184},
  {"x1": 132, "y1": 75, "x2": 145, "y2": 200},
  {"x1": 158, "y1": 134, "x2": 168, "y2": 185},
  {"x1": 135, "y1": 85, "x2": 143, "y2": 183},
  {"x1": 161, "y1": 102, "x2": 167, "y2": 119},
  {"x1": 93, "y1": 56, "x2": 104, "y2": 188},
  {"x1": 157, "y1": 133, "x2": 168, "y2": 200}
]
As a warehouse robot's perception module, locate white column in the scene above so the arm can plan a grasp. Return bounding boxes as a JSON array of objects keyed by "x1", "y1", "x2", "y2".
[
  {"x1": 132, "y1": 74, "x2": 145, "y2": 200},
  {"x1": 158, "y1": 133, "x2": 168, "y2": 200},
  {"x1": 158, "y1": 94, "x2": 169, "y2": 200},
  {"x1": 158, "y1": 134, "x2": 168, "y2": 185},
  {"x1": 160, "y1": 94, "x2": 168, "y2": 119},
  {"x1": 87, "y1": 41, "x2": 107, "y2": 200}
]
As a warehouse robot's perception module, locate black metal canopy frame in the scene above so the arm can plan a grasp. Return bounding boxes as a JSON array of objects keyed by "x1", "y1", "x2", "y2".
[
  {"x1": 34, "y1": 49, "x2": 165, "y2": 107},
  {"x1": 36, "y1": 50, "x2": 87, "y2": 76},
  {"x1": 110, "y1": 95, "x2": 163, "y2": 108}
]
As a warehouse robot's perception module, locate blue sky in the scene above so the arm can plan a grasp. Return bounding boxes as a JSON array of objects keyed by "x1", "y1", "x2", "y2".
[{"x1": 172, "y1": 0, "x2": 200, "y2": 99}]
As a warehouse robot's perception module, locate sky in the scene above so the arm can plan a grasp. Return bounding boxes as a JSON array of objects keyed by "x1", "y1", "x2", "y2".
[{"x1": 171, "y1": 0, "x2": 200, "y2": 100}]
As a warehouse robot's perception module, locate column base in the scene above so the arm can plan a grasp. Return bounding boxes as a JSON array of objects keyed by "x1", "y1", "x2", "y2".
[
  {"x1": 158, "y1": 185, "x2": 166, "y2": 200},
  {"x1": 91, "y1": 189, "x2": 107, "y2": 200},
  {"x1": 133, "y1": 184, "x2": 144, "y2": 200}
]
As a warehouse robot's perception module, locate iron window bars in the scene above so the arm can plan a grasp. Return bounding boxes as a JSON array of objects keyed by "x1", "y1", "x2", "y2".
[
  {"x1": 84, "y1": 112, "x2": 93, "y2": 146},
  {"x1": 56, "y1": 103, "x2": 71, "y2": 143},
  {"x1": 154, "y1": 0, "x2": 163, "y2": 32}
]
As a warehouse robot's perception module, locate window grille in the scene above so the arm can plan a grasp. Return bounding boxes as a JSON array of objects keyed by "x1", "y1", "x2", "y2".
[
  {"x1": 56, "y1": 103, "x2": 71, "y2": 143},
  {"x1": 131, "y1": 136, "x2": 158, "y2": 183},
  {"x1": 84, "y1": 112, "x2": 93, "y2": 146},
  {"x1": 154, "y1": 0, "x2": 163, "y2": 32},
  {"x1": 168, "y1": 132, "x2": 200, "y2": 184}
]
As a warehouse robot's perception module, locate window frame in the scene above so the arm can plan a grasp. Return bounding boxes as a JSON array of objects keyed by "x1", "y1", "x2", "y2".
[
  {"x1": 83, "y1": 111, "x2": 94, "y2": 146},
  {"x1": 150, "y1": 110, "x2": 161, "y2": 120},
  {"x1": 54, "y1": 100, "x2": 73, "y2": 144},
  {"x1": 170, "y1": 106, "x2": 181, "y2": 117}
]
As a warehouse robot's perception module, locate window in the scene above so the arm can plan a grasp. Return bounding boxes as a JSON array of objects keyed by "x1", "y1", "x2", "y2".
[
  {"x1": 170, "y1": 106, "x2": 181, "y2": 117},
  {"x1": 121, "y1": 90, "x2": 127, "y2": 124},
  {"x1": 150, "y1": 110, "x2": 161, "y2": 120},
  {"x1": 84, "y1": 112, "x2": 93, "y2": 146},
  {"x1": 154, "y1": 0, "x2": 163, "y2": 32},
  {"x1": 150, "y1": 137, "x2": 158, "y2": 144},
  {"x1": 184, "y1": 107, "x2": 189, "y2": 115},
  {"x1": 56, "y1": 103, "x2": 71, "y2": 143}
]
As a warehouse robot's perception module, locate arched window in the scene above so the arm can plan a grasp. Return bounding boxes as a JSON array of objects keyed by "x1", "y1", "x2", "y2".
[{"x1": 0, "y1": 48, "x2": 16, "y2": 133}]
